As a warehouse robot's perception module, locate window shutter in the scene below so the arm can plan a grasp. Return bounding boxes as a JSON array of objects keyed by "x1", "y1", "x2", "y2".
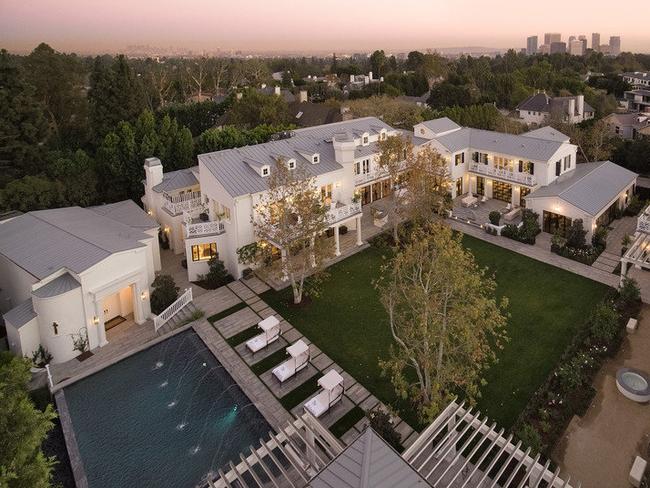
[
  {"x1": 518, "y1": 160, "x2": 523, "y2": 172},
  {"x1": 556, "y1": 161, "x2": 561, "y2": 176},
  {"x1": 530, "y1": 163, "x2": 535, "y2": 175}
]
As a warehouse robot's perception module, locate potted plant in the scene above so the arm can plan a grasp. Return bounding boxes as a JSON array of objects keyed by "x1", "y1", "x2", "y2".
[
  {"x1": 488, "y1": 211, "x2": 501, "y2": 226},
  {"x1": 339, "y1": 225, "x2": 348, "y2": 235},
  {"x1": 30, "y1": 345, "x2": 52, "y2": 372},
  {"x1": 622, "y1": 234, "x2": 632, "y2": 256},
  {"x1": 199, "y1": 212, "x2": 209, "y2": 222}
]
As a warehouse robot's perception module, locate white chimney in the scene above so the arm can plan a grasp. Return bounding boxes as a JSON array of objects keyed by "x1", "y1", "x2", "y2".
[
  {"x1": 576, "y1": 95, "x2": 584, "y2": 117},
  {"x1": 261, "y1": 83, "x2": 267, "y2": 89},
  {"x1": 299, "y1": 90, "x2": 308, "y2": 103},
  {"x1": 144, "y1": 158, "x2": 163, "y2": 188},
  {"x1": 274, "y1": 86, "x2": 281, "y2": 96},
  {"x1": 368, "y1": 71, "x2": 373, "y2": 81},
  {"x1": 567, "y1": 98, "x2": 575, "y2": 118},
  {"x1": 236, "y1": 92, "x2": 243, "y2": 100}
]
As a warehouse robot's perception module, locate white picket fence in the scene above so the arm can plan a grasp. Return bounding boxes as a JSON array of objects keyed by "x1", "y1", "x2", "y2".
[{"x1": 153, "y1": 288, "x2": 193, "y2": 332}]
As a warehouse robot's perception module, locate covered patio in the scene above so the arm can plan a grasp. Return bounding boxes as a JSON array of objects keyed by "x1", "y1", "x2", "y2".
[{"x1": 451, "y1": 194, "x2": 523, "y2": 227}]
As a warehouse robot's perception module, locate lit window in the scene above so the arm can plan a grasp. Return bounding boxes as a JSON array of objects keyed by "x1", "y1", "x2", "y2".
[
  {"x1": 454, "y1": 153, "x2": 465, "y2": 166},
  {"x1": 191, "y1": 243, "x2": 217, "y2": 262},
  {"x1": 362, "y1": 135, "x2": 369, "y2": 145}
]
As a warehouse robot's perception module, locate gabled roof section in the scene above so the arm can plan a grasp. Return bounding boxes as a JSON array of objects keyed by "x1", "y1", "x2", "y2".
[
  {"x1": 418, "y1": 117, "x2": 461, "y2": 134},
  {"x1": 517, "y1": 93, "x2": 595, "y2": 115},
  {"x1": 521, "y1": 126, "x2": 571, "y2": 143},
  {"x1": 3, "y1": 299, "x2": 36, "y2": 329},
  {"x1": 432, "y1": 127, "x2": 567, "y2": 161},
  {"x1": 32, "y1": 273, "x2": 80, "y2": 298},
  {"x1": 151, "y1": 166, "x2": 199, "y2": 193},
  {"x1": 199, "y1": 118, "x2": 394, "y2": 198},
  {"x1": 527, "y1": 161, "x2": 638, "y2": 216},
  {"x1": 0, "y1": 206, "x2": 151, "y2": 280},
  {"x1": 310, "y1": 428, "x2": 430, "y2": 488},
  {"x1": 90, "y1": 200, "x2": 159, "y2": 230}
]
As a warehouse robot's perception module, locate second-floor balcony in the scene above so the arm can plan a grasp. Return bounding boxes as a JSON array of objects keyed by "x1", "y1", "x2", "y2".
[
  {"x1": 469, "y1": 163, "x2": 536, "y2": 187},
  {"x1": 326, "y1": 201, "x2": 362, "y2": 225},
  {"x1": 162, "y1": 192, "x2": 203, "y2": 216},
  {"x1": 183, "y1": 218, "x2": 226, "y2": 238},
  {"x1": 353, "y1": 160, "x2": 407, "y2": 187}
]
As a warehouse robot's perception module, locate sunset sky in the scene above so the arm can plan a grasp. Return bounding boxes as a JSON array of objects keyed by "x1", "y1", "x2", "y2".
[{"x1": 1, "y1": 0, "x2": 648, "y2": 54}]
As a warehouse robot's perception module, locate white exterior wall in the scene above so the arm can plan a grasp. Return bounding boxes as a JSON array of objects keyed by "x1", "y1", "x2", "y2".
[
  {"x1": 0, "y1": 254, "x2": 37, "y2": 313},
  {"x1": 5, "y1": 319, "x2": 40, "y2": 359},
  {"x1": 518, "y1": 110, "x2": 548, "y2": 125}
]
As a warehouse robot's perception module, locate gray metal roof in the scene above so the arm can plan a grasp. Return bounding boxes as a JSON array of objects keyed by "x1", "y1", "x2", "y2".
[
  {"x1": 394, "y1": 129, "x2": 430, "y2": 146},
  {"x1": 432, "y1": 127, "x2": 567, "y2": 161},
  {"x1": 310, "y1": 428, "x2": 430, "y2": 488},
  {"x1": 418, "y1": 117, "x2": 461, "y2": 134},
  {"x1": 152, "y1": 167, "x2": 199, "y2": 193},
  {"x1": 90, "y1": 200, "x2": 159, "y2": 230},
  {"x1": 526, "y1": 161, "x2": 638, "y2": 215},
  {"x1": 3, "y1": 298, "x2": 36, "y2": 328},
  {"x1": 200, "y1": 118, "x2": 394, "y2": 198},
  {"x1": 604, "y1": 112, "x2": 650, "y2": 129},
  {"x1": 0, "y1": 206, "x2": 150, "y2": 280},
  {"x1": 32, "y1": 273, "x2": 81, "y2": 299},
  {"x1": 521, "y1": 126, "x2": 571, "y2": 143}
]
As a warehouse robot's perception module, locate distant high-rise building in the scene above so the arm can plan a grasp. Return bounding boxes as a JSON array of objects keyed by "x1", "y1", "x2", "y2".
[
  {"x1": 610, "y1": 36, "x2": 621, "y2": 55},
  {"x1": 569, "y1": 39, "x2": 584, "y2": 56},
  {"x1": 527, "y1": 36, "x2": 538, "y2": 55},
  {"x1": 550, "y1": 42, "x2": 567, "y2": 54},
  {"x1": 569, "y1": 35, "x2": 576, "y2": 43},
  {"x1": 544, "y1": 33, "x2": 562, "y2": 45},
  {"x1": 538, "y1": 44, "x2": 551, "y2": 55},
  {"x1": 579, "y1": 35, "x2": 587, "y2": 53},
  {"x1": 592, "y1": 33, "x2": 601, "y2": 51}
]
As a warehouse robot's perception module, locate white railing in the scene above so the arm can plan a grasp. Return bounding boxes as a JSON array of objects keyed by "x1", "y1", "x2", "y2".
[
  {"x1": 162, "y1": 195, "x2": 204, "y2": 216},
  {"x1": 353, "y1": 160, "x2": 408, "y2": 186},
  {"x1": 327, "y1": 201, "x2": 362, "y2": 224},
  {"x1": 637, "y1": 206, "x2": 650, "y2": 233},
  {"x1": 184, "y1": 220, "x2": 226, "y2": 238},
  {"x1": 469, "y1": 163, "x2": 536, "y2": 186},
  {"x1": 153, "y1": 287, "x2": 193, "y2": 332}
]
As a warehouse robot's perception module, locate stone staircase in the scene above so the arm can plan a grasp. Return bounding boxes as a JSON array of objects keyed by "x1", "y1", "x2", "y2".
[
  {"x1": 592, "y1": 250, "x2": 621, "y2": 274},
  {"x1": 155, "y1": 302, "x2": 200, "y2": 335}
]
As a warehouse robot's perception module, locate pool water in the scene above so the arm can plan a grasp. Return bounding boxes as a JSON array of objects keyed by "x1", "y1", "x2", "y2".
[
  {"x1": 622, "y1": 372, "x2": 648, "y2": 391},
  {"x1": 64, "y1": 330, "x2": 271, "y2": 488}
]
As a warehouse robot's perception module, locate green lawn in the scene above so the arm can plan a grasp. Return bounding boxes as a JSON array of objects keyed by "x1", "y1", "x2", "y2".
[{"x1": 262, "y1": 235, "x2": 611, "y2": 429}]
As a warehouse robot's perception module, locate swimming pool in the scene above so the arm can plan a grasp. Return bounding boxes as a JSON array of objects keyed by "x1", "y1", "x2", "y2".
[{"x1": 64, "y1": 330, "x2": 271, "y2": 488}]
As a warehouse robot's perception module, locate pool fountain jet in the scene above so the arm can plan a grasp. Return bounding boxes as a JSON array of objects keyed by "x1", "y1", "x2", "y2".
[{"x1": 616, "y1": 367, "x2": 650, "y2": 403}]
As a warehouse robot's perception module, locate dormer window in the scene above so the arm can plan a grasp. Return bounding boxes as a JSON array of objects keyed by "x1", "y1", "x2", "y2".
[
  {"x1": 261, "y1": 166, "x2": 270, "y2": 177},
  {"x1": 380, "y1": 130, "x2": 387, "y2": 141},
  {"x1": 362, "y1": 133, "x2": 369, "y2": 145},
  {"x1": 312, "y1": 154, "x2": 320, "y2": 164},
  {"x1": 287, "y1": 159, "x2": 296, "y2": 170}
]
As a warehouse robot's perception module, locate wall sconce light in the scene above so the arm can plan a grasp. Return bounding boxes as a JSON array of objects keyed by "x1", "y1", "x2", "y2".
[
  {"x1": 92, "y1": 316, "x2": 99, "y2": 325},
  {"x1": 147, "y1": 210, "x2": 153, "y2": 216},
  {"x1": 335, "y1": 181, "x2": 341, "y2": 188},
  {"x1": 140, "y1": 291, "x2": 147, "y2": 300},
  {"x1": 164, "y1": 226, "x2": 171, "y2": 233}
]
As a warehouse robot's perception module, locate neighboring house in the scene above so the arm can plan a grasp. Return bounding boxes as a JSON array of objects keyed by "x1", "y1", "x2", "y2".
[
  {"x1": 396, "y1": 92, "x2": 430, "y2": 107},
  {"x1": 516, "y1": 93, "x2": 595, "y2": 125},
  {"x1": 0, "y1": 201, "x2": 161, "y2": 363},
  {"x1": 288, "y1": 99, "x2": 342, "y2": 128},
  {"x1": 258, "y1": 84, "x2": 296, "y2": 103},
  {"x1": 621, "y1": 71, "x2": 650, "y2": 89},
  {"x1": 623, "y1": 89, "x2": 650, "y2": 113},
  {"x1": 603, "y1": 112, "x2": 650, "y2": 139},
  {"x1": 143, "y1": 117, "x2": 635, "y2": 283}
]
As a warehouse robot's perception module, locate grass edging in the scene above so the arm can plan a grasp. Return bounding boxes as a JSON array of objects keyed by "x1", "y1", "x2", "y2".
[
  {"x1": 225, "y1": 326, "x2": 259, "y2": 347},
  {"x1": 207, "y1": 302, "x2": 248, "y2": 324},
  {"x1": 278, "y1": 374, "x2": 320, "y2": 410},
  {"x1": 329, "y1": 406, "x2": 365, "y2": 439},
  {"x1": 250, "y1": 349, "x2": 288, "y2": 376}
]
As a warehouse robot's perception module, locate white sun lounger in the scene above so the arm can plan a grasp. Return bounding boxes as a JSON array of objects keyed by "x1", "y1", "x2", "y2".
[
  {"x1": 246, "y1": 315, "x2": 280, "y2": 354},
  {"x1": 304, "y1": 369, "x2": 344, "y2": 418},
  {"x1": 273, "y1": 340, "x2": 309, "y2": 383}
]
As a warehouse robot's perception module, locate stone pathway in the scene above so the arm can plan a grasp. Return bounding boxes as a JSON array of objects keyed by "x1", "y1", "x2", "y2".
[
  {"x1": 592, "y1": 250, "x2": 620, "y2": 273},
  {"x1": 449, "y1": 219, "x2": 620, "y2": 288},
  {"x1": 210, "y1": 278, "x2": 420, "y2": 449}
]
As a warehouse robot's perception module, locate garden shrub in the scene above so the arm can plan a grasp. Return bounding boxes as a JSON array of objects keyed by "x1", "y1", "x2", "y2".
[
  {"x1": 150, "y1": 274, "x2": 179, "y2": 314},
  {"x1": 590, "y1": 303, "x2": 620, "y2": 344},
  {"x1": 516, "y1": 424, "x2": 544, "y2": 455},
  {"x1": 488, "y1": 211, "x2": 501, "y2": 226},
  {"x1": 625, "y1": 195, "x2": 645, "y2": 216},
  {"x1": 367, "y1": 409, "x2": 402, "y2": 452},
  {"x1": 565, "y1": 219, "x2": 587, "y2": 248},
  {"x1": 500, "y1": 210, "x2": 540, "y2": 244},
  {"x1": 619, "y1": 277, "x2": 641, "y2": 309},
  {"x1": 591, "y1": 225, "x2": 608, "y2": 250},
  {"x1": 197, "y1": 257, "x2": 234, "y2": 289},
  {"x1": 339, "y1": 225, "x2": 348, "y2": 235}
]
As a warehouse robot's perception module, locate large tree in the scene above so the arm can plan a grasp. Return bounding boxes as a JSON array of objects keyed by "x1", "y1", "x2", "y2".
[
  {"x1": 377, "y1": 134, "x2": 412, "y2": 244},
  {"x1": 0, "y1": 352, "x2": 56, "y2": 488},
  {"x1": 242, "y1": 158, "x2": 333, "y2": 304},
  {"x1": 377, "y1": 224, "x2": 508, "y2": 421},
  {"x1": 228, "y1": 90, "x2": 290, "y2": 128}
]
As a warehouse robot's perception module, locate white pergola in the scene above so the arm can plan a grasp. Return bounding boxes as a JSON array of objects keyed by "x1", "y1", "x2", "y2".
[
  {"x1": 621, "y1": 231, "x2": 650, "y2": 286},
  {"x1": 403, "y1": 400, "x2": 578, "y2": 488}
]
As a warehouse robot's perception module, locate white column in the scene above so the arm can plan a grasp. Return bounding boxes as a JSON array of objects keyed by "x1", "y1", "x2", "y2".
[
  {"x1": 356, "y1": 215, "x2": 363, "y2": 246},
  {"x1": 620, "y1": 260, "x2": 629, "y2": 287},
  {"x1": 94, "y1": 299, "x2": 108, "y2": 347},
  {"x1": 281, "y1": 248, "x2": 288, "y2": 282},
  {"x1": 133, "y1": 282, "x2": 146, "y2": 325},
  {"x1": 334, "y1": 225, "x2": 341, "y2": 257}
]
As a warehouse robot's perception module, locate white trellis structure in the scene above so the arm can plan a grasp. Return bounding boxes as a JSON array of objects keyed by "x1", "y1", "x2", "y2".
[
  {"x1": 403, "y1": 400, "x2": 578, "y2": 488},
  {"x1": 621, "y1": 205, "x2": 650, "y2": 286}
]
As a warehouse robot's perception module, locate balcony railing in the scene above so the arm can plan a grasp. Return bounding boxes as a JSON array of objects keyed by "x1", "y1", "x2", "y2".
[
  {"x1": 469, "y1": 163, "x2": 536, "y2": 187},
  {"x1": 353, "y1": 160, "x2": 407, "y2": 186},
  {"x1": 162, "y1": 195, "x2": 204, "y2": 216},
  {"x1": 327, "y1": 201, "x2": 362, "y2": 224},
  {"x1": 637, "y1": 206, "x2": 650, "y2": 233},
  {"x1": 184, "y1": 219, "x2": 226, "y2": 238}
]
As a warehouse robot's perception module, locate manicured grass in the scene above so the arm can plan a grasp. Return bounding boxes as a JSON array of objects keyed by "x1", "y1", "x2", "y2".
[
  {"x1": 250, "y1": 349, "x2": 288, "y2": 376},
  {"x1": 329, "y1": 406, "x2": 365, "y2": 439},
  {"x1": 207, "y1": 302, "x2": 248, "y2": 324},
  {"x1": 262, "y1": 236, "x2": 611, "y2": 429},
  {"x1": 224, "y1": 325, "x2": 259, "y2": 347},
  {"x1": 278, "y1": 374, "x2": 320, "y2": 410}
]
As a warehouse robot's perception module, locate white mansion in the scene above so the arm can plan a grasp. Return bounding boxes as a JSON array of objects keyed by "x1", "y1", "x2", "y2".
[{"x1": 142, "y1": 117, "x2": 637, "y2": 281}]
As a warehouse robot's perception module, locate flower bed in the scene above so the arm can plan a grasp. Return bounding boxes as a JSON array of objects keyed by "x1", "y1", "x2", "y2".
[
  {"x1": 513, "y1": 279, "x2": 642, "y2": 455},
  {"x1": 551, "y1": 243, "x2": 603, "y2": 265}
]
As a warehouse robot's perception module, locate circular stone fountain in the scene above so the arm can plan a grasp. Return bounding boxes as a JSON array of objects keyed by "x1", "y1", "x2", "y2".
[{"x1": 616, "y1": 368, "x2": 650, "y2": 403}]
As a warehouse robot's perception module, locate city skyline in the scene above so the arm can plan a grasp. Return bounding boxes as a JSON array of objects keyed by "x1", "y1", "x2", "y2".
[{"x1": 1, "y1": 0, "x2": 649, "y2": 55}]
